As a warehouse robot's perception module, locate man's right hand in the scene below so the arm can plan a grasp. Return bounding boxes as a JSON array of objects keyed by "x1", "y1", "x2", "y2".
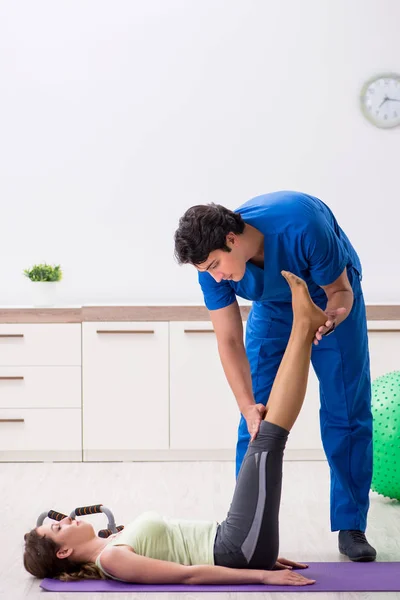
[{"x1": 243, "y1": 404, "x2": 266, "y2": 442}]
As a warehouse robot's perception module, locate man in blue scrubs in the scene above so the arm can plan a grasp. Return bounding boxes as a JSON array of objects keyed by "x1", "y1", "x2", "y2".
[{"x1": 174, "y1": 190, "x2": 376, "y2": 562}]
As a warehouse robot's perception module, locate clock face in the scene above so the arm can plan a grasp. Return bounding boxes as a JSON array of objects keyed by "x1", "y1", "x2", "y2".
[{"x1": 360, "y1": 73, "x2": 400, "y2": 128}]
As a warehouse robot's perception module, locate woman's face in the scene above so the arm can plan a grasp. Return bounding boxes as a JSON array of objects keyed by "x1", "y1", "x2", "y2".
[{"x1": 36, "y1": 516, "x2": 95, "y2": 556}]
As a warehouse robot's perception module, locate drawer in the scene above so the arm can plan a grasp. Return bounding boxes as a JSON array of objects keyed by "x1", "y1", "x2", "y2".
[
  {"x1": 0, "y1": 367, "x2": 81, "y2": 409},
  {"x1": 0, "y1": 408, "x2": 81, "y2": 453},
  {"x1": 0, "y1": 324, "x2": 81, "y2": 366}
]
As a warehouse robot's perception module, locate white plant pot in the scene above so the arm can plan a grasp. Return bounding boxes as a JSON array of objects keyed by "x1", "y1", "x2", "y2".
[{"x1": 31, "y1": 282, "x2": 59, "y2": 307}]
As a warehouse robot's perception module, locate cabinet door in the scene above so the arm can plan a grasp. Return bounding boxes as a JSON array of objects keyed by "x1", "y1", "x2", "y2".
[
  {"x1": 170, "y1": 322, "x2": 240, "y2": 450},
  {"x1": 82, "y1": 322, "x2": 169, "y2": 455},
  {"x1": 170, "y1": 322, "x2": 323, "y2": 452},
  {"x1": 367, "y1": 321, "x2": 400, "y2": 380}
]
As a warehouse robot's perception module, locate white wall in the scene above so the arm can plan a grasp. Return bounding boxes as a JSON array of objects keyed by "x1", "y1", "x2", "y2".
[{"x1": 0, "y1": 0, "x2": 399, "y2": 306}]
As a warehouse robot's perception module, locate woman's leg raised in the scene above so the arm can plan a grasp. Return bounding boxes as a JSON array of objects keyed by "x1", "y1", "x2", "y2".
[
  {"x1": 213, "y1": 272, "x2": 328, "y2": 570},
  {"x1": 262, "y1": 270, "x2": 328, "y2": 431}
]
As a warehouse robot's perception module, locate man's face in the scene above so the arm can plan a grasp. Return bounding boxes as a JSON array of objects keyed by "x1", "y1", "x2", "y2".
[{"x1": 195, "y1": 236, "x2": 247, "y2": 283}]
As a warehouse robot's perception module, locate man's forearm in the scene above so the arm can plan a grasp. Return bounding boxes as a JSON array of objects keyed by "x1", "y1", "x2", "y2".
[
  {"x1": 218, "y1": 340, "x2": 255, "y2": 414},
  {"x1": 325, "y1": 289, "x2": 354, "y2": 326}
]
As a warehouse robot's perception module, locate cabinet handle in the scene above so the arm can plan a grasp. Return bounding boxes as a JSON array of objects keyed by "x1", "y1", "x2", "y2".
[
  {"x1": 0, "y1": 334, "x2": 24, "y2": 338},
  {"x1": 96, "y1": 330, "x2": 155, "y2": 334},
  {"x1": 0, "y1": 419, "x2": 25, "y2": 423},
  {"x1": 0, "y1": 376, "x2": 24, "y2": 380},
  {"x1": 184, "y1": 329, "x2": 215, "y2": 333}
]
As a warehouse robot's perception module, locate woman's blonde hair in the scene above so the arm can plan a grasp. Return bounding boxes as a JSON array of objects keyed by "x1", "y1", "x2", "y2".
[{"x1": 23, "y1": 529, "x2": 107, "y2": 581}]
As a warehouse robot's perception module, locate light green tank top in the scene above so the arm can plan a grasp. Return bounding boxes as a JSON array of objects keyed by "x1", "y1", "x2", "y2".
[{"x1": 95, "y1": 511, "x2": 218, "y2": 578}]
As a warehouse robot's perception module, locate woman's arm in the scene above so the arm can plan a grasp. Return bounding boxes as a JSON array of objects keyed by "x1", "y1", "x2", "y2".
[
  {"x1": 100, "y1": 546, "x2": 263, "y2": 584},
  {"x1": 185, "y1": 564, "x2": 267, "y2": 584},
  {"x1": 100, "y1": 547, "x2": 314, "y2": 586},
  {"x1": 187, "y1": 564, "x2": 315, "y2": 586}
]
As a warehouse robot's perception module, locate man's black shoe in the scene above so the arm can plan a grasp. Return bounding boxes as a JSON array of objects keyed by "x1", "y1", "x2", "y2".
[{"x1": 338, "y1": 530, "x2": 377, "y2": 562}]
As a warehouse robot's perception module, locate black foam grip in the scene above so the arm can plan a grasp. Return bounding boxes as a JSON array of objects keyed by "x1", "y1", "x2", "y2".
[
  {"x1": 48, "y1": 510, "x2": 68, "y2": 521},
  {"x1": 98, "y1": 528, "x2": 112, "y2": 538},
  {"x1": 98, "y1": 524, "x2": 124, "y2": 538},
  {"x1": 74, "y1": 504, "x2": 103, "y2": 516}
]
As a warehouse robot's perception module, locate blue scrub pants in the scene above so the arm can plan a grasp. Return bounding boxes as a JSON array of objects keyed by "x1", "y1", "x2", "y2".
[{"x1": 236, "y1": 269, "x2": 373, "y2": 532}]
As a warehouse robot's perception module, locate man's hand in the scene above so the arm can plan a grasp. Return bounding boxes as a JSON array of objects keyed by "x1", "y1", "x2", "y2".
[
  {"x1": 243, "y1": 403, "x2": 266, "y2": 442},
  {"x1": 317, "y1": 268, "x2": 354, "y2": 345},
  {"x1": 313, "y1": 307, "x2": 346, "y2": 345}
]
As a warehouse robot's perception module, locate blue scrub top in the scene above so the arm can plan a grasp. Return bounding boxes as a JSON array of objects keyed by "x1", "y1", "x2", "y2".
[{"x1": 198, "y1": 191, "x2": 362, "y2": 311}]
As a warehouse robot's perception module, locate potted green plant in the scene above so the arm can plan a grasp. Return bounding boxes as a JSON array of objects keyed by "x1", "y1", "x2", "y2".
[{"x1": 23, "y1": 263, "x2": 63, "y2": 306}]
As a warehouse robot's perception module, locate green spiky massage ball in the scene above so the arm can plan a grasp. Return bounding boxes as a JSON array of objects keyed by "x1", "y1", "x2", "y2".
[{"x1": 371, "y1": 371, "x2": 400, "y2": 500}]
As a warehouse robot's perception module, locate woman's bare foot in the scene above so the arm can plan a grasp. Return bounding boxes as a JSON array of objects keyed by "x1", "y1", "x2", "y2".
[{"x1": 281, "y1": 270, "x2": 327, "y2": 333}]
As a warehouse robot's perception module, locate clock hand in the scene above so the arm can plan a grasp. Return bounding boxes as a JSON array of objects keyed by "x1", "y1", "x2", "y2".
[
  {"x1": 378, "y1": 96, "x2": 388, "y2": 108},
  {"x1": 386, "y1": 98, "x2": 400, "y2": 103}
]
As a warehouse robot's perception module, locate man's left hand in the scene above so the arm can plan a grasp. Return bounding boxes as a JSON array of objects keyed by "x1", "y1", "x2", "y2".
[{"x1": 313, "y1": 307, "x2": 347, "y2": 345}]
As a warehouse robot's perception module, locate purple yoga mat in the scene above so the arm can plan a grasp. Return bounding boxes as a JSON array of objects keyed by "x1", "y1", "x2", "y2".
[{"x1": 40, "y1": 562, "x2": 400, "y2": 592}]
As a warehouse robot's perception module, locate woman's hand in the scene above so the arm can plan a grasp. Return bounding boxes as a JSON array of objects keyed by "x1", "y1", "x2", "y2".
[
  {"x1": 273, "y1": 557, "x2": 309, "y2": 570},
  {"x1": 261, "y1": 568, "x2": 316, "y2": 586}
]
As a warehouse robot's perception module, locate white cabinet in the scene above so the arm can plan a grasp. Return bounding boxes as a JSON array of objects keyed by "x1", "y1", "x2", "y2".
[
  {"x1": 0, "y1": 408, "x2": 82, "y2": 461},
  {"x1": 0, "y1": 324, "x2": 82, "y2": 461},
  {"x1": 82, "y1": 322, "x2": 169, "y2": 460},
  {"x1": 0, "y1": 316, "x2": 398, "y2": 462},
  {"x1": 169, "y1": 322, "x2": 240, "y2": 452},
  {"x1": 169, "y1": 321, "x2": 400, "y2": 457},
  {"x1": 367, "y1": 321, "x2": 400, "y2": 380}
]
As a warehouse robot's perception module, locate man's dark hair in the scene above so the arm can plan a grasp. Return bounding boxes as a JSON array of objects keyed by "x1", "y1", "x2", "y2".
[{"x1": 174, "y1": 203, "x2": 245, "y2": 265}]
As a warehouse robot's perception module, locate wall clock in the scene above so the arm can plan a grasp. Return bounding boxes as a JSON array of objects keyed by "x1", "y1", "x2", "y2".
[{"x1": 360, "y1": 73, "x2": 400, "y2": 128}]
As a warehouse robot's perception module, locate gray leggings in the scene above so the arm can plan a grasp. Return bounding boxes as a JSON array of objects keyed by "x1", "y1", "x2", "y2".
[{"x1": 213, "y1": 420, "x2": 289, "y2": 570}]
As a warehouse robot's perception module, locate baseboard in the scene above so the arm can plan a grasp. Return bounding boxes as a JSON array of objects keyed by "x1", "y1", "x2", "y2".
[
  {"x1": 0, "y1": 448, "x2": 327, "y2": 463},
  {"x1": 83, "y1": 448, "x2": 327, "y2": 462},
  {"x1": 0, "y1": 450, "x2": 82, "y2": 462}
]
